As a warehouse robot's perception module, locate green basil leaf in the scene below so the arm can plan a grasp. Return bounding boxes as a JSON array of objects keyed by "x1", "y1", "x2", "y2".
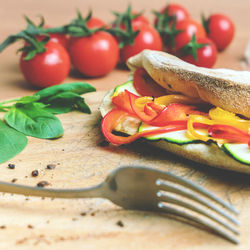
[
  {"x1": 34, "y1": 82, "x2": 96, "y2": 99},
  {"x1": 0, "y1": 119, "x2": 28, "y2": 163},
  {"x1": 32, "y1": 102, "x2": 48, "y2": 109},
  {"x1": 5, "y1": 103, "x2": 64, "y2": 139},
  {"x1": 17, "y1": 95, "x2": 40, "y2": 104},
  {"x1": 42, "y1": 92, "x2": 91, "y2": 114},
  {"x1": 76, "y1": 99, "x2": 91, "y2": 114}
]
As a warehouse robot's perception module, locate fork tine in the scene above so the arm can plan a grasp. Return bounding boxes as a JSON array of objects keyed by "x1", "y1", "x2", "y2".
[
  {"x1": 157, "y1": 191, "x2": 239, "y2": 235},
  {"x1": 158, "y1": 202, "x2": 239, "y2": 244},
  {"x1": 156, "y1": 179, "x2": 239, "y2": 225},
  {"x1": 155, "y1": 170, "x2": 238, "y2": 214}
]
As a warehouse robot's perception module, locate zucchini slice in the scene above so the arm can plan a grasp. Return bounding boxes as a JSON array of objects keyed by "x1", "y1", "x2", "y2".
[
  {"x1": 113, "y1": 80, "x2": 139, "y2": 96},
  {"x1": 138, "y1": 123, "x2": 199, "y2": 145},
  {"x1": 223, "y1": 143, "x2": 250, "y2": 165}
]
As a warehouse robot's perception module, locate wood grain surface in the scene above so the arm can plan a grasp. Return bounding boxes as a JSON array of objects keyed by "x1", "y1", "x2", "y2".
[{"x1": 0, "y1": 0, "x2": 249, "y2": 249}]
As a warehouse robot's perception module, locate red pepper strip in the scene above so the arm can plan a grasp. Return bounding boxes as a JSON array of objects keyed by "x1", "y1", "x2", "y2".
[
  {"x1": 129, "y1": 90, "x2": 197, "y2": 126},
  {"x1": 144, "y1": 102, "x2": 159, "y2": 117},
  {"x1": 128, "y1": 90, "x2": 157, "y2": 121},
  {"x1": 112, "y1": 90, "x2": 139, "y2": 115},
  {"x1": 208, "y1": 124, "x2": 250, "y2": 143},
  {"x1": 150, "y1": 103, "x2": 199, "y2": 126},
  {"x1": 101, "y1": 108, "x2": 188, "y2": 145}
]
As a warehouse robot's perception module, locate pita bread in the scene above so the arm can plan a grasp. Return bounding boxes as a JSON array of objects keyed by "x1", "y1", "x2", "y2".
[
  {"x1": 100, "y1": 50, "x2": 250, "y2": 174},
  {"x1": 127, "y1": 50, "x2": 250, "y2": 119}
]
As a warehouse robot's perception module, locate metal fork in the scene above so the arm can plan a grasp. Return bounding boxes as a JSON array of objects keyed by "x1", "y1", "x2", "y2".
[{"x1": 0, "y1": 166, "x2": 239, "y2": 244}]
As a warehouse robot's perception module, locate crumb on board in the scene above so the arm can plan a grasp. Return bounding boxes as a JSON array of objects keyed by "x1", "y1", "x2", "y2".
[
  {"x1": 116, "y1": 220, "x2": 124, "y2": 227},
  {"x1": 46, "y1": 164, "x2": 56, "y2": 170},
  {"x1": 37, "y1": 181, "x2": 50, "y2": 188}
]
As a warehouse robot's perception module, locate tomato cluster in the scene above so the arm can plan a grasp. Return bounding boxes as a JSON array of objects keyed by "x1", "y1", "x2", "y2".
[
  {"x1": 154, "y1": 3, "x2": 235, "y2": 68},
  {"x1": 0, "y1": 5, "x2": 235, "y2": 88}
]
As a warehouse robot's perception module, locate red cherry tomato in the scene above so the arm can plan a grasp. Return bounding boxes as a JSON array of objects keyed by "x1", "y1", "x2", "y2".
[
  {"x1": 206, "y1": 14, "x2": 235, "y2": 51},
  {"x1": 120, "y1": 23, "x2": 163, "y2": 63},
  {"x1": 160, "y1": 3, "x2": 189, "y2": 23},
  {"x1": 179, "y1": 37, "x2": 217, "y2": 68},
  {"x1": 131, "y1": 12, "x2": 149, "y2": 26},
  {"x1": 87, "y1": 17, "x2": 106, "y2": 28},
  {"x1": 20, "y1": 41, "x2": 70, "y2": 88},
  {"x1": 114, "y1": 12, "x2": 149, "y2": 30},
  {"x1": 133, "y1": 68, "x2": 167, "y2": 97},
  {"x1": 48, "y1": 33, "x2": 68, "y2": 49},
  {"x1": 68, "y1": 31, "x2": 119, "y2": 77},
  {"x1": 174, "y1": 19, "x2": 206, "y2": 51},
  {"x1": 38, "y1": 25, "x2": 69, "y2": 49}
]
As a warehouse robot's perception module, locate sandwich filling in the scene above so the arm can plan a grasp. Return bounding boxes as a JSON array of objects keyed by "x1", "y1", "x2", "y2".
[{"x1": 101, "y1": 68, "x2": 250, "y2": 165}]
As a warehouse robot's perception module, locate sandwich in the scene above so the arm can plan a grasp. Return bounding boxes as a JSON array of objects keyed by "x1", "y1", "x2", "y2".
[{"x1": 100, "y1": 50, "x2": 250, "y2": 174}]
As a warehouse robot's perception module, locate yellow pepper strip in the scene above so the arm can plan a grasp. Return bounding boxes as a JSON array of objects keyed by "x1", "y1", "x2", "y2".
[
  {"x1": 154, "y1": 95, "x2": 203, "y2": 106},
  {"x1": 187, "y1": 115, "x2": 214, "y2": 142},
  {"x1": 134, "y1": 96, "x2": 154, "y2": 109},
  {"x1": 209, "y1": 107, "x2": 250, "y2": 131},
  {"x1": 187, "y1": 115, "x2": 228, "y2": 144}
]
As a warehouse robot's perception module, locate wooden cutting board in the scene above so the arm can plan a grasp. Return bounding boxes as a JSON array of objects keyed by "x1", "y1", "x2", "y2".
[{"x1": 0, "y1": 91, "x2": 250, "y2": 250}]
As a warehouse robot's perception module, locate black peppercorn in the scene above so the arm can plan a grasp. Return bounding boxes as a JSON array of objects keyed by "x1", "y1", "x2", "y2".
[
  {"x1": 31, "y1": 170, "x2": 39, "y2": 177},
  {"x1": 8, "y1": 164, "x2": 15, "y2": 169}
]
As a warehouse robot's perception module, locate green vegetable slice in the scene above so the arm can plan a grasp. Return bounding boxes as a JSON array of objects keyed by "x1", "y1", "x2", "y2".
[
  {"x1": 0, "y1": 120, "x2": 28, "y2": 163},
  {"x1": 113, "y1": 80, "x2": 139, "y2": 96},
  {"x1": 223, "y1": 143, "x2": 250, "y2": 165},
  {"x1": 139, "y1": 123, "x2": 197, "y2": 144}
]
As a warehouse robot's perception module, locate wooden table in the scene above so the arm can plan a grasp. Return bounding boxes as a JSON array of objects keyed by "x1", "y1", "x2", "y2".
[{"x1": 0, "y1": 0, "x2": 249, "y2": 249}]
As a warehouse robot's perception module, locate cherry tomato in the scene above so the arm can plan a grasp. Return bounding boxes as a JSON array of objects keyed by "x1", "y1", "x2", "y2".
[
  {"x1": 131, "y1": 12, "x2": 149, "y2": 26},
  {"x1": 20, "y1": 41, "x2": 70, "y2": 88},
  {"x1": 37, "y1": 26, "x2": 69, "y2": 49},
  {"x1": 133, "y1": 68, "x2": 167, "y2": 97},
  {"x1": 48, "y1": 33, "x2": 68, "y2": 48},
  {"x1": 159, "y1": 3, "x2": 189, "y2": 23},
  {"x1": 179, "y1": 37, "x2": 217, "y2": 68},
  {"x1": 87, "y1": 17, "x2": 106, "y2": 28},
  {"x1": 174, "y1": 19, "x2": 206, "y2": 52},
  {"x1": 120, "y1": 23, "x2": 163, "y2": 63},
  {"x1": 206, "y1": 14, "x2": 235, "y2": 51},
  {"x1": 68, "y1": 31, "x2": 119, "y2": 77},
  {"x1": 113, "y1": 12, "x2": 149, "y2": 30}
]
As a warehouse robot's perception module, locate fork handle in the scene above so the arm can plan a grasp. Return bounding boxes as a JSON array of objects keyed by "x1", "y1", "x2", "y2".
[{"x1": 0, "y1": 181, "x2": 104, "y2": 199}]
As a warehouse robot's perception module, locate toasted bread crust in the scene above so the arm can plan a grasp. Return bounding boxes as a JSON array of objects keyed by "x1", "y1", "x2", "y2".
[
  {"x1": 100, "y1": 89, "x2": 250, "y2": 174},
  {"x1": 127, "y1": 50, "x2": 250, "y2": 118}
]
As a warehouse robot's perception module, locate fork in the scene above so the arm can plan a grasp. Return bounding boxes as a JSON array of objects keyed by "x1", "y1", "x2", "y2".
[{"x1": 0, "y1": 165, "x2": 239, "y2": 244}]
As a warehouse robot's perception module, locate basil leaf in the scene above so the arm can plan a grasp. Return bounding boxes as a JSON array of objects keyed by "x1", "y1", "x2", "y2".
[
  {"x1": 5, "y1": 103, "x2": 64, "y2": 139},
  {"x1": 17, "y1": 95, "x2": 40, "y2": 104},
  {"x1": 34, "y1": 82, "x2": 96, "y2": 99},
  {"x1": 75, "y1": 99, "x2": 91, "y2": 113},
  {"x1": 42, "y1": 92, "x2": 91, "y2": 114},
  {"x1": 0, "y1": 119, "x2": 28, "y2": 163}
]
